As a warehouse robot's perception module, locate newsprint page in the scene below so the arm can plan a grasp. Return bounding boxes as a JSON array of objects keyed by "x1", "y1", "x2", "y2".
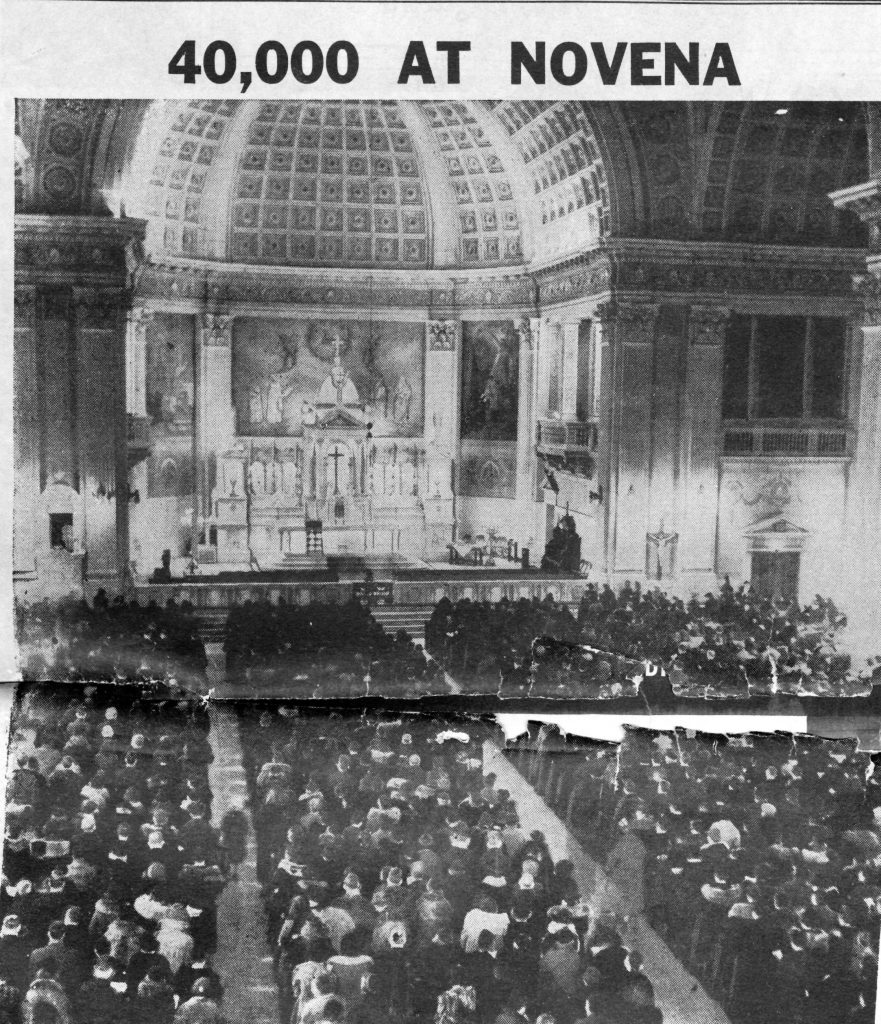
[{"x1": 2, "y1": 3, "x2": 881, "y2": 1024}]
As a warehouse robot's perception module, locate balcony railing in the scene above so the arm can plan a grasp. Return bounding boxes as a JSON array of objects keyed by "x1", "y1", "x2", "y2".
[
  {"x1": 722, "y1": 422, "x2": 854, "y2": 458},
  {"x1": 536, "y1": 418, "x2": 598, "y2": 479},
  {"x1": 537, "y1": 418, "x2": 599, "y2": 453}
]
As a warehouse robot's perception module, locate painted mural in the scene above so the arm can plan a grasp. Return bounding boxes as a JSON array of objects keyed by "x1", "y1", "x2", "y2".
[
  {"x1": 460, "y1": 320, "x2": 519, "y2": 441},
  {"x1": 145, "y1": 314, "x2": 195, "y2": 435},
  {"x1": 232, "y1": 318, "x2": 424, "y2": 438}
]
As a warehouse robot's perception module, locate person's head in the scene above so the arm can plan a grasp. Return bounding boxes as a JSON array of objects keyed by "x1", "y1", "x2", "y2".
[
  {"x1": 318, "y1": 997, "x2": 345, "y2": 1023},
  {"x1": 313, "y1": 973, "x2": 339, "y2": 997},
  {"x1": 47, "y1": 921, "x2": 65, "y2": 943},
  {"x1": 626, "y1": 978, "x2": 656, "y2": 1008}
]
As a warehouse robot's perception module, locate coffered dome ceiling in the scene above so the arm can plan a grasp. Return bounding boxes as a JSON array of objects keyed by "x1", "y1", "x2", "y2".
[{"x1": 16, "y1": 98, "x2": 870, "y2": 271}]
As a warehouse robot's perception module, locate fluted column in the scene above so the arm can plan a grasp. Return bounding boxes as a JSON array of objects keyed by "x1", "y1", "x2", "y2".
[
  {"x1": 830, "y1": 169, "x2": 881, "y2": 663},
  {"x1": 423, "y1": 320, "x2": 459, "y2": 557},
  {"x1": 196, "y1": 312, "x2": 235, "y2": 533},
  {"x1": 560, "y1": 321, "x2": 580, "y2": 419},
  {"x1": 515, "y1": 316, "x2": 540, "y2": 504},
  {"x1": 680, "y1": 306, "x2": 729, "y2": 586},
  {"x1": 13, "y1": 285, "x2": 38, "y2": 580},
  {"x1": 597, "y1": 301, "x2": 659, "y2": 581},
  {"x1": 125, "y1": 306, "x2": 151, "y2": 418},
  {"x1": 75, "y1": 288, "x2": 130, "y2": 582}
]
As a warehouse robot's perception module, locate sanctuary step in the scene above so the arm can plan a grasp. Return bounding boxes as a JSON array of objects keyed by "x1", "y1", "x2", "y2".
[
  {"x1": 279, "y1": 552, "x2": 328, "y2": 570},
  {"x1": 370, "y1": 605, "x2": 433, "y2": 641}
]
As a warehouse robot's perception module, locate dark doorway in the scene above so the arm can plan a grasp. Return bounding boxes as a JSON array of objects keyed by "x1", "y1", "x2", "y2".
[{"x1": 751, "y1": 551, "x2": 800, "y2": 603}]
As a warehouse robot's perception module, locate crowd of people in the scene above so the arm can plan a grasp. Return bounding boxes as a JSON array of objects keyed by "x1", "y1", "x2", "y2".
[
  {"x1": 515, "y1": 727, "x2": 880, "y2": 1024},
  {"x1": 16, "y1": 596, "x2": 208, "y2": 688},
  {"x1": 425, "y1": 581, "x2": 874, "y2": 698},
  {"x1": 224, "y1": 600, "x2": 444, "y2": 696},
  {"x1": 241, "y1": 709, "x2": 663, "y2": 1024},
  {"x1": 0, "y1": 683, "x2": 237, "y2": 1024}
]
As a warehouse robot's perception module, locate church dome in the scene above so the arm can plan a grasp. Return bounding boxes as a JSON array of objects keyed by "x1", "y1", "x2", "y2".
[{"x1": 125, "y1": 99, "x2": 533, "y2": 270}]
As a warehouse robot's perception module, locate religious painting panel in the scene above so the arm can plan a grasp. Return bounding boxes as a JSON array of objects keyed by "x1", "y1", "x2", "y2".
[
  {"x1": 145, "y1": 312, "x2": 196, "y2": 436},
  {"x1": 231, "y1": 318, "x2": 424, "y2": 438},
  {"x1": 146, "y1": 442, "x2": 194, "y2": 499},
  {"x1": 460, "y1": 320, "x2": 519, "y2": 441},
  {"x1": 457, "y1": 439, "x2": 516, "y2": 498}
]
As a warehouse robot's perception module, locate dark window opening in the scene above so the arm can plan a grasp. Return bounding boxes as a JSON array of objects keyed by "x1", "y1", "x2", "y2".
[{"x1": 49, "y1": 513, "x2": 73, "y2": 552}]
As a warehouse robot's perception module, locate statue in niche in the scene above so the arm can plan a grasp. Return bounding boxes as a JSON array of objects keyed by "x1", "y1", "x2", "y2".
[
  {"x1": 266, "y1": 456, "x2": 282, "y2": 495},
  {"x1": 385, "y1": 447, "x2": 401, "y2": 497},
  {"x1": 369, "y1": 451, "x2": 385, "y2": 498},
  {"x1": 373, "y1": 378, "x2": 389, "y2": 419},
  {"x1": 282, "y1": 449, "x2": 300, "y2": 496},
  {"x1": 248, "y1": 458, "x2": 265, "y2": 495},
  {"x1": 393, "y1": 377, "x2": 412, "y2": 423},
  {"x1": 401, "y1": 454, "x2": 417, "y2": 498}
]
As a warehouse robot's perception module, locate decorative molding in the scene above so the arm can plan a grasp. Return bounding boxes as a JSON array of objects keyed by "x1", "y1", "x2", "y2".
[
  {"x1": 201, "y1": 313, "x2": 232, "y2": 346},
  {"x1": 689, "y1": 305, "x2": 730, "y2": 346},
  {"x1": 855, "y1": 273, "x2": 881, "y2": 328},
  {"x1": 427, "y1": 320, "x2": 458, "y2": 351},
  {"x1": 595, "y1": 300, "x2": 659, "y2": 346},
  {"x1": 15, "y1": 215, "x2": 147, "y2": 284},
  {"x1": 14, "y1": 285, "x2": 36, "y2": 321}
]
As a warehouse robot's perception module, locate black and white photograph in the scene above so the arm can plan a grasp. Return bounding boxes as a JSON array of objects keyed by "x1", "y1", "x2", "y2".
[
  {"x1": 11, "y1": 99, "x2": 881, "y2": 699},
  {"x1": 2, "y1": 684, "x2": 880, "y2": 1024}
]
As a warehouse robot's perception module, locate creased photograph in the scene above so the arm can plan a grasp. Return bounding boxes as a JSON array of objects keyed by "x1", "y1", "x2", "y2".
[{"x1": 2, "y1": 685, "x2": 879, "y2": 1024}]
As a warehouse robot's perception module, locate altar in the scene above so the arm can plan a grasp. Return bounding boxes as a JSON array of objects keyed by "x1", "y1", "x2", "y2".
[{"x1": 206, "y1": 334, "x2": 450, "y2": 565}]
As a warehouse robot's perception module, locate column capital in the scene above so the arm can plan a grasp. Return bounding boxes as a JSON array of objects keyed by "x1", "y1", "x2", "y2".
[
  {"x1": 73, "y1": 287, "x2": 125, "y2": 329},
  {"x1": 516, "y1": 315, "x2": 540, "y2": 351},
  {"x1": 855, "y1": 272, "x2": 881, "y2": 328},
  {"x1": 14, "y1": 284, "x2": 36, "y2": 320},
  {"x1": 689, "y1": 305, "x2": 731, "y2": 346},
  {"x1": 201, "y1": 312, "x2": 233, "y2": 346},
  {"x1": 427, "y1": 319, "x2": 459, "y2": 351},
  {"x1": 596, "y1": 300, "x2": 659, "y2": 345}
]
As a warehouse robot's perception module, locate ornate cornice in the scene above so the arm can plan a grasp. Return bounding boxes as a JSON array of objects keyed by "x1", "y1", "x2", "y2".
[
  {"x1": 136, "y1": 260, "x2": 537, "y2": 312},
  {"x1": 536, "y1": 239, "x2": 865, "y2": 307},
  {"x1": 15, "y1": 215, "x2": 146, "y2": 285}
]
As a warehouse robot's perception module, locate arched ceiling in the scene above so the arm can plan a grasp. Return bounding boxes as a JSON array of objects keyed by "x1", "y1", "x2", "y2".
[{"x1": 15, "y1": 99, "x2": 871, "y2": 273}]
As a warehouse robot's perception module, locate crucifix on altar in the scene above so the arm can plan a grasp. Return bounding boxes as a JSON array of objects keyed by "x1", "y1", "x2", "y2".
[{"x1": 327, "y1": 442, "x2": 349, "y2": 495}]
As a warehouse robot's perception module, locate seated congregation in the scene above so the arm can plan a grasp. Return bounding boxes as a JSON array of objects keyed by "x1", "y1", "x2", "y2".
[
  {"x1": 16, "y1": 597, "x2": 207, "y2": 689},
  {"x1": 241, "y1": 710, "x2": 663, "y2": 1024},
  {"x1": 515, "y1": 727, "x2": 880, "y2": 1024},
  {"x1": 224, "y1": 600, "x2": 443, "y2": 697},
  {"x1": 0, "y1": 685, "x2": 230, "y2": 1024},
  {"x1": 426, "y1": 581, "x2": 873, "y2": 698}
]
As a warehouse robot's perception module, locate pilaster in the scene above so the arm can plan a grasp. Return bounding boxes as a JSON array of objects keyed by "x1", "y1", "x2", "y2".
[{"x1": 423, "y1": 320, "x2": 460, "y2": 556}]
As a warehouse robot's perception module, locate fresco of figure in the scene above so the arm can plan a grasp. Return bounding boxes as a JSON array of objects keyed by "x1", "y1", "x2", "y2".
[{"x1": 393, "y1": 377, "x2": 412, "y2": 423}]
